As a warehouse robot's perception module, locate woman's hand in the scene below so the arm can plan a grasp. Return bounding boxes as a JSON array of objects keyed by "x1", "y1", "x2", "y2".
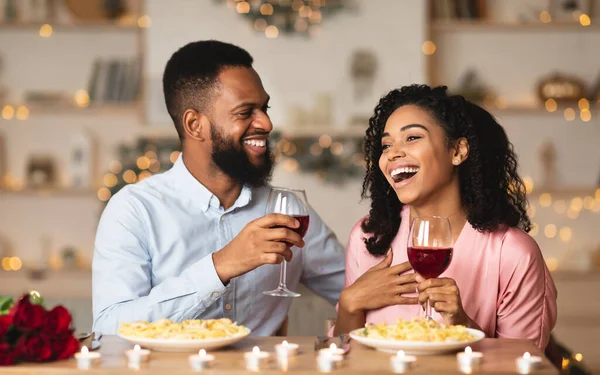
[
  {"x1": 340, "y1": 250, "x2": 418, "y2": 314},
  {"x1": 416, "y1": 275, "x2": 481, "y2": 329}
]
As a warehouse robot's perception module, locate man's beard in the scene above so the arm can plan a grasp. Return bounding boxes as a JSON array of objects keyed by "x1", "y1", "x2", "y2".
[{"x1": 210, "y1": 124, "x2": 274, "y2": 187}]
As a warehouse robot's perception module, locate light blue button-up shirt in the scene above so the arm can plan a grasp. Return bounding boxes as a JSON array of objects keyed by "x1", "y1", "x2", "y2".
[{"x1": 92, "y1": 155, "x2": 345, "y2": 335}]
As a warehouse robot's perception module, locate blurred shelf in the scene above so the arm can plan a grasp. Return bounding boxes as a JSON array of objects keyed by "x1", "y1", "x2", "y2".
[
  {"x1": 277, "y1": 126, "x2": 366, "y2": 138},
  {"x1": 0, "y1": 21, "x2": 140, "y2": 31},
  {"x1": 431, "y1": 20, "x2": 600, "y2": 32},
  {"x1": 527, "y1": 186, "x2": 599, "y2": 196},
  {"x1": 1, "y1": 102, "x2": 140, "y2": 117},
  {"x1": 0, "y1": 188, "x2": 98, "y2": 197},
  {"x1": 479, "y1": 104, "x2": 599, "y2": 117}
]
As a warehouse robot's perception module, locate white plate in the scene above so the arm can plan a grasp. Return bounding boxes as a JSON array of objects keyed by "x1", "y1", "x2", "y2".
[
  {"x1": 117, "y1": 329, "x2": 251, "y2": 353},
  {"x1": 349, "y1": 328, "x2": 485, "y2": 355}
]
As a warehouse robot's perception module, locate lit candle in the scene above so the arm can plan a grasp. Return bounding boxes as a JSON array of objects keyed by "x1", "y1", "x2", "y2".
[
  {"x1": 390, "y1": 350, "x2": 416, "y2": 373},
  {"x1": 516, "y1": 352, "x2": 542, "y2": 374},
  {"x1": 457, "y1": 346, "x2": 483, "y2": 370},
  {"x1": 319, "y1": 343, "x2": 345, "y2": 357},
  {"x1": 244, "y1": 346, "x2": 270, "y2": 371},
  {"x1": 125, "y1": 344, "x2": 151, "y2": 367},
  {"x1": 74, "y1": 346, "x2": 101, "y2": 370},
  {"x1": 275, "y1": 340, "x2": 299, "y2": 357},
  {"x1": 188, "y1": 349, "x2": 215, "y2": 372},
  {"x1": 316, "y1": 352, "x2": 343, "y2": 373}
]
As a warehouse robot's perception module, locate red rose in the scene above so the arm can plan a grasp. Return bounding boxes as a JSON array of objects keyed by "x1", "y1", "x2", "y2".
[
  {"x1": 0, "y1": 315, "x2": 13, "y2": 339},
  {"x1": 51, "y1": 333, "x2": 79, "y2": 360},
  {"x1": 11, "y1": 296, "x2": 47, "y2": 332},
  {"x1": 0, "y1": 343, "x2": 19, "y2": 366},
  {"x1": 44, "y1": 306, "x2": 71, "y2": 335},
  {"x1": 17, "y1": 334, "x2": 52, "y2": 362}
]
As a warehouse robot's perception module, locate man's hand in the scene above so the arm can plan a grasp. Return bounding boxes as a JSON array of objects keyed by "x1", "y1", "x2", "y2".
[{"x1": 212, "y1": 214, "x2": 305, "y2": 284}]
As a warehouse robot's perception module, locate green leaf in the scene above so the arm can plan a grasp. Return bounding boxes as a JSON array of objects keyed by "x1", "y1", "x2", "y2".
[{"x1": 0, "y1": 296, "x2": 14, "y2": 315}]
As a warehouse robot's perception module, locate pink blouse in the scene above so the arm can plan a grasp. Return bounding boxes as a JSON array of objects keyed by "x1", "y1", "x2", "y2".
[{"x1": 342, "y1": 205, "x2": 557, "y2": 349}]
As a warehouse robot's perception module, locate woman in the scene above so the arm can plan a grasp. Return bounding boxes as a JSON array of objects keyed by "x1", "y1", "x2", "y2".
[{"x1": 334, "y1": 84, "x2": 557, "y2": 349}]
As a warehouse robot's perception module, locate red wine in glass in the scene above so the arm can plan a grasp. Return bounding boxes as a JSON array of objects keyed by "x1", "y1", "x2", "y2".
[
  {"x1": 407, "y1": 217, "x2": 453, "y2": 320},
  {"x1": 263, "y1": 188, "x2": 310, "y2": 298},
  {"x1": 407, "y1": 247, "x2": 453, "y2": 279}
]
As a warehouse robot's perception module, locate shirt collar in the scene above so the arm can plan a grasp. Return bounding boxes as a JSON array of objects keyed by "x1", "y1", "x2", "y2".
[{"x1": 172, "y1": 153, "x2": 253, "y2": 212}]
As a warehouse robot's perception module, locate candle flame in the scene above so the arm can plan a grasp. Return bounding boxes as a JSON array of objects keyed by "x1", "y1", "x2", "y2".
[
  {"x1": 397, "y1": 350, "x2": 405, "y2": 358},
  {"x1": 199, "y1": 349, "x2": 206, "y2": 356},
  {"x1": 134, "y1": 345, "x2": 141, "y2": 351},
  {"x1": 524, "y1": 352, "x2": 531, "y2": 360},
  {"x1": 465, "y1": 346, "x2": 472, "y2": 355},
  {"x1": 282, "y1": 340, "x2": 288, "y2": 346},
  {"x1": 81, "y1": 346, "x2": 89, "y2": 354},
  {"x1": 329, "y1": 343, "x2": 337, "y2": 350},
  {"x1": 253, "y1": 346, "x2": 260, "y2": 354}
]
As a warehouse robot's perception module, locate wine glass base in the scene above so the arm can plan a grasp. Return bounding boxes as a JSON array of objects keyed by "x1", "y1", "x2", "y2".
[{"x1": 263, "y1": 287, "x2": 301, "y2": 298}]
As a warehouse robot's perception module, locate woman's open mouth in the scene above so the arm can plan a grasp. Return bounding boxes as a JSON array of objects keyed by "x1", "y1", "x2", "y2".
[{"x1": 390, "y1": 166, "x2": 419, "y2": 186}]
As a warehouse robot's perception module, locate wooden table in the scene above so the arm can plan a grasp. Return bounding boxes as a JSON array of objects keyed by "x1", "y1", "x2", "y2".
[{"x1": 6, "y1": 336, "x2": 558, "y2": 374}]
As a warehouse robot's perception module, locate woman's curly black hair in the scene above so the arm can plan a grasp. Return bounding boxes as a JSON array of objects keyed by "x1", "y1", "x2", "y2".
[{"x1": 361, "y1": 84, "x2": 531, "y2": 256}]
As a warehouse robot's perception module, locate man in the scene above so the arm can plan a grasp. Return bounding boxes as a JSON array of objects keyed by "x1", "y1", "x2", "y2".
[{"x1": 92, "y1": 40, "x2": 345, "y2": 335}]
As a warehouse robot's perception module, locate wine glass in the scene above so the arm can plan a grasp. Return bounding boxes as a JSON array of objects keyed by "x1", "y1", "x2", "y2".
[
  {"x1": 263, "y1": 187, "x2": 310, "y2": 298},
  {"x1": 407, "y1": 216, "x2": 453, "y2": 320}
]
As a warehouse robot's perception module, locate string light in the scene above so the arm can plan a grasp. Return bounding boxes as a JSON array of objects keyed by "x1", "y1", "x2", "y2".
[
  {"x1": 330, "y1": 142, "x2": 344, "y2": 155},
  {"x1": 309, "y1": 9, "x2": 322, "y2": 23},
  {"x1": 574, "y1": 353, "x2": 583, "y2": 362},
  {"x1": 1, "y1": 257, "x2": 10, "y2": 271},
  {"x1": 299, "y1": 5, "x2": 312, "y2": 17},
  {"x1": 136, "y1": 156, "x2": 151, "y2": 170},
  {"x1": 97, "y1": 187, "x2": 111, "y2": 201},
  {"x1": 578, "y1": 98, "x2": 590, "y2": 110},
  {"x1": 580, "y1": 109, "x2": 591, "y2": 122},
  {"x1": 260, "y1": 3, "x2": 274, "y2": 15},
  {"x1": 283, "y1": 158, "x2": 299, "y2": 172},
  {"x1": 170, "y1": 151, "x2": 180, "y2": 163},
  {"x1": 544, "y1": 98, "x2": 557, "y2": 112},
  {"x1": 15, "y1": 105, "x2": 29, "y2": 120},
  {"x1": 109, "y1": 161, "x2": 123, "y2": 174},
  {"x1": 138, "y1": 171, "x2": 152, "y2": 181},
  {"x1": 564, "y1": 108, "x2": 576, "y2": 121},
  {"x1": 579, "y1": 14, "x2": 591, "y2": 26},
  {"x1": 544, "y1": 224, "x2": 557, "y2": 238},
  {"x1": 523, "y1": 176, "x2": 534, "y2": 193},
  {"x1": 137, "y1": 15, "x2": 151, "y2": 28},
  {"x1": 39, "y1": 24, "x2": 52, "y2": 37},
  {"x1": 123, "y1": 170, "x2": 137, "y2": 184},
  {"x1": 540, "y1": 11, "x2": 552, "y2": 23},
  {"x1": 570, "y1": 197, "x2": 583, "y2": 212},
  {"x1": 9, "y1": 257, "x2": 22, "y2": 271},
  {"x1": 545, "y1": 257, "x2": 558, "y2": 272},
  {"x1": 539, "y1": 193, "x2": 552, "y2": 207},
  {"x1": 103, "y1": 173, "x2": 118, "y2": 188},
  {"x1": 553, "y1": 200, "x2": 567, "y2": 214},
  {"x1": 2, "y1": 105, "x2": 15, "y2": 120},
  {"x1": 149, "y1": 160, "x2": 161, "y2": 173},
  {"x1": 422, "y1": 41, "x2": 436, "y2": 55},
  {"x1": 237, "y1": 1, "x2": 250, "y2": 13},
  {"x1": 254, "y1": 18, "x2": 268, "y2": 31},
  {"x1": 310, "y1": 143, "x2": 323, "y2": 156},
  {"x1": 559, "y1": 227, "x2": 572, "y2": 242},
  {"x1": 319, "y1": 134, "x2": 332, "y2": 148},
  {"x1": 567, "y1": 208, "x2": 579, "y2": 219},
  {"x1": 265, "y1": 25, "x2": 279, "y2": 38},
  {"x1": 74, "y1": 90, "x2": 90, "y2": 108}
]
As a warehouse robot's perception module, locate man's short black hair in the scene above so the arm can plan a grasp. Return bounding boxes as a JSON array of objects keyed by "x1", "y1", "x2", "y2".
[{"x1": 162, "y1": 40, "x2": 254, "y2": 139}]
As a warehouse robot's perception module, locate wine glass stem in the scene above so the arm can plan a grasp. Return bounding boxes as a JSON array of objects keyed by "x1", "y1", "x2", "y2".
[
  {"x1": 278, "y1": 261, "x2": 288, "y2": 289},
  {"x1": 426, "y1": 299, "x2": 432, "y2": 320}
]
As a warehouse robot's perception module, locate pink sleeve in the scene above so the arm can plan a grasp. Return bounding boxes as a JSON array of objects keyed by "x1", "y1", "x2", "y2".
[
  {"x1": 496, "y1": 228, "x2": 558, "y2": 349},
  {"x1": 328, "y1": 218, "x2": 368, "y2": 336}
]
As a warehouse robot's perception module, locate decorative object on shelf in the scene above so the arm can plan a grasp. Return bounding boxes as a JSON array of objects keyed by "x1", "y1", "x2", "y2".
[
  {"x1": 214, "y1": 0, "x2": 351, "y2": 37},
  {"x1": 271, "y1": 132, "x2": 364, "y2": 184},
  {"x1": 550, "y1": 0, "x2": 592, "y2": 21},
  {"x1": 349, "y1": 49, "x2": 378, "y2": 101},
  {"x1": 22, "y1": 91, "x2": 72, "y2": 107},
  {"x1": 431, "y1": 0, "x2": 488, "y2": 20},
  {"x1": 589, "y1": 70, "x2": 600, "y2": 102},
  {"x1": 60, "y1": 246, "x2": 79, "y2": 270},
  {"x1": 3, "y1": 0, "x2": 18, "y2": 23},
  {"x1": 102, "y1": 137, "x2": 181, "y2": 202},
  {"x1": 539, "y1": 142, "x2": 557, "y2": 189},
  {"x1": 87, "y1": 57, "x2": 141, "y2": 105},
  {"x1": 452, "y1": 69, "x2": 493, "y2": 104},
  {"x1": 18, "y1": 0, "x2": 55, "y2": 23},
  {"x1": 0, "y1": 292, "x2": 79, "y2": 366},
  {"x1": 287, "y1": 92, "x2": 333, "y2": 128},
  {"x1": 68, "y1": 131, "x2": 96, "y2": 189},
  {"x1": 66, "y1": 0, "x2": 130, "y2": 21},
  {"x1": 25, "y1": 155, "x2": 57, "y2": 189},
  {"x1": 537, "y1": 72, "x2": 586, "y2": 104}
]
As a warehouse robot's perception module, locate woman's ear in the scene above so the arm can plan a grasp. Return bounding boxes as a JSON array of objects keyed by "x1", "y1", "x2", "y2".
[{"x1": 452, "y1": 137, "x2": 469, "y2": 166}]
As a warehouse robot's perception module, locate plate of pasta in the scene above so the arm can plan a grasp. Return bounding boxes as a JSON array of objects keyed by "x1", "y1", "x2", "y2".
[
  {"x1": 117, "y1": 318, "x2": 251, "y2": 352},
  {"x1": 349, "y1": 318, "x2": 485, "y2": 355}
]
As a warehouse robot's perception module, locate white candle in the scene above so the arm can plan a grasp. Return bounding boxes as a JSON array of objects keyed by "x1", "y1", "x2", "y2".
[
  {"x1": 516, "y1": 352, "x2": 542, "y2": 374},
  {"x1": 188, "y1": 349, "x2": 215, "y2": 372},
  {"x1": 317, "y1": 352, "x2": 343, "y2": 373},
  {"x1": 244, "y1": 346, "x2": 270, "y2": 371},
  {"x1": 318, "y1": 343, "x2": 345, "y2": 357},
  {"x1": 74, "y1": 346, "x2": 101, "y2": 370},
  {"x1": 457, "y1": 346, "x2": 483, "y2": 369},
  {"x1": 275, "y1": 340, "x2": 299, "y2": 357},
  {"x1": 125, "y1": 344, "x2": 151, "y2": 366},
  {"x1": 390, "y1": 350, "x2": 416, "y2": 373}
]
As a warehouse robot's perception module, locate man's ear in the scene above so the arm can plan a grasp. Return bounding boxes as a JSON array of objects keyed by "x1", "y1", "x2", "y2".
[{"x1": 182, "y1": 109, "x2": 208, "y2": 141}]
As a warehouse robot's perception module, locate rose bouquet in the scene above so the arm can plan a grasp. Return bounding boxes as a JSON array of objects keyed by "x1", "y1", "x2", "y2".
[{"x1": 0, "y1": 293, "x2": 79, "y2": 365}]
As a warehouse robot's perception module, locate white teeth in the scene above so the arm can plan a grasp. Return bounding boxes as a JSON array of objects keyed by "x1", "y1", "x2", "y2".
[
  {"x1": 244, "y1": 139, "x2": 266, "y2": 147},
  {"x1": 391, "y1": 167, "x2": 419, "y2": 177}
]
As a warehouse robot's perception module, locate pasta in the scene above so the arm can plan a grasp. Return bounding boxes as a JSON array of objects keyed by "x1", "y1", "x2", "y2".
[
  {"x1": 118, "y1": 318, "x2": 250, "y2": 340},
  {"x1": 355, "y1": 318, "x2": 476, "y2": 342}
]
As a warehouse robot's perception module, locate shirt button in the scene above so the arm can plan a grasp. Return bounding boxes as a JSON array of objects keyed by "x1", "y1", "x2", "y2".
[
  {"x1": 220, "y1": 216, "x2": 225, "y2": 222},
  {"x1": 212, "y1": 292, "x2": 220, "y2": 298},
  {"x1": 224, "y1": 304, "x2": 232, "y2": 311}
]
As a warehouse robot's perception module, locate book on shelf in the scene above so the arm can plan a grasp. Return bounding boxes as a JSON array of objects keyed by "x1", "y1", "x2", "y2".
[
  {"x1": 431, "y1": 0, "x2": 487, "y2": 21},
  {"x1": 87, "y1": 57, "x2": 140, "y2": 105}
]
